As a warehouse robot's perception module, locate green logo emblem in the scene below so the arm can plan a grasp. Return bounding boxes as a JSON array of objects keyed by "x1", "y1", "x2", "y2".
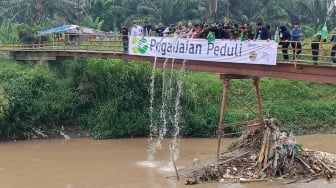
[
  {"x1": 249, "y1": 51, "x2": 258, "y2": 61},
  {"x1": 132, "y1": 37, "x2": 148, "y2": 54}
]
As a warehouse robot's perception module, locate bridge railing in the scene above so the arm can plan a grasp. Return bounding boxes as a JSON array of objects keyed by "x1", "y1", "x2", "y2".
[
  {"x1": 0, "y1": 33, "x2": 126, "y2": 52},
  {"x1": 0, "y1": 35, "x2": 335, "y2": 66},
  {"x1": 277, "y1": 41, "x2": 335, "y2": 66}
]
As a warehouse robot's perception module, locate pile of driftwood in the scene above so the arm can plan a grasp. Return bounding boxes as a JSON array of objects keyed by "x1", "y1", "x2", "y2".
[{"x1": 180, "y1": 118, "x2": 336, "y2": 185}]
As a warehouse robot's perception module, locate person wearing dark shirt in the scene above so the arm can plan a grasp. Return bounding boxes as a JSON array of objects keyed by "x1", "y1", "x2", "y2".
[
  {"x1": 242, "y1": 23, "x2": 253, "y2": 40},
  {"x1": 255, "y1": 22, "x2": 269, "y2": 40},
  {"x1": 279, "y1": 25, "x2": 291, "y2": 62},
  {"x1": 155, "y1": 23, "x2": 166, "y2": 37},
  {"x1": 119, "y1": 23, "x2": 129, "y2": 53},
  {"x1": 311, "y1": 32, "x2": 322, "y2": 65},
  {"x1": 143, "y1": 21, "x2": 152, "y2": 36},
  {"x1": 209, "y1": 23, "x2": 225, "y2": 39},
  {"x1": 198, "y1": 24, "x2": 210, "y2": 39},
  {"x1": 230, "y1": 23, "x2": 240, "y2": 40},
  {"x1": 266, "y1": 24, "x2": 272, "y2": 40},
  {"x1": 331, "y1": 32, "x2": 336, "y2": 63},
  {"x1": 223, "y1": 25, "x2": 232, "y2": 39}
]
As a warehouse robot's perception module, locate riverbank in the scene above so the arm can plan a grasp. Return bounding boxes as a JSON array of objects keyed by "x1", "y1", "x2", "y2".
[{"x1": 1, "y1": 56, "x2": 336, "y2": 141}]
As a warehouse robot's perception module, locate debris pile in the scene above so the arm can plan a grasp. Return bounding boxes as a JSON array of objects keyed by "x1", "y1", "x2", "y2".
[{"x1": 180, "y1": 118, "x2": 336, "y2": 185}]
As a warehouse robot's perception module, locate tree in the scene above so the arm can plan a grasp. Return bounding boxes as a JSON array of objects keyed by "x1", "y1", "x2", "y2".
[
  {"x1": 0, "y1": 0, "x2": 82, "y2": 26},
  {"x1": 84, "y1": 0, "x2": 126, "y2": 31}
]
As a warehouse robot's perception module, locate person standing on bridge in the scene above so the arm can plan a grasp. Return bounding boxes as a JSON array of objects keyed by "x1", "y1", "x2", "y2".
[
  {"x1": 290, "y1": 22, "x2": 303, "y2": 61},
  {"x1": 143, "y1": 21, "x2": 152, "y2": 37},
  {"x1": 279, "y1": 25, "x2": 291, "y2": 62},
  {"x1": 155, "y1": 23, "x2": 166, "y2": 37},
  {"x1": 331, "y1": 32, "x2": 336, "y2": 63},
  {"x1": 119, "y1": 23, "x2": 129, "y2": 53},
  {"x1": 130, "y1": 22, "x2": 143, "y2": 37},
  {"x1": 255, "y1": 22, "x2": 269, "y2": 40},
  {"x1": 311, "y1": 31, "x2": 322, "y2": 65}
]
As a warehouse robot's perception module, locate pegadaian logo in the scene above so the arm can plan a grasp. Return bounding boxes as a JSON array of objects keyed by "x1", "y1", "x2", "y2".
[
  {"x1": 249, "y1": 51, "x2": 258, "y2": 61},
  {"x1": 132, "y1": 37, "x2": 148, "y2": 54}
]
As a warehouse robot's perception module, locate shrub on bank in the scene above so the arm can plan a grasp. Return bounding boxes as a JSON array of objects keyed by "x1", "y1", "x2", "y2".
[{"x1": 0, "y1": 57, "x2": 336, "y2": 140}]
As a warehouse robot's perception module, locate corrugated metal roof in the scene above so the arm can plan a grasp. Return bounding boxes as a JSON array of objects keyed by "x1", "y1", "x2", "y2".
[{"x1": 37, "y1": 25, "x2": 78, "y2": 36}]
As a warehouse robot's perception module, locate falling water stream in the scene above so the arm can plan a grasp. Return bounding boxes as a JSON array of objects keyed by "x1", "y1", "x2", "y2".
[{"x1": 147, "y1": 36, "x2": 187, "y2": 166}]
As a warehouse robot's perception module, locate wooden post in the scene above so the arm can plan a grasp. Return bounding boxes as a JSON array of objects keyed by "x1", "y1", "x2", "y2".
[
  {"x1": 253, "y1": 77, "x2": 264, "y2": 125},
  {"x1": 293, "y1": 41, "x2": 298, "y2": 68},
  {"x1": 216, "y1": 79, "x2": 230, "y2": 170}
]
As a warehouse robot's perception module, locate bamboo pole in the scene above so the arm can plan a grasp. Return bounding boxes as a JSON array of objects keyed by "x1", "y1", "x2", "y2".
[
  {"x1": 218, "y1": 151, "x2": 251, "y2": 165},
  {"x1": 297, "y1": 157, "x2": 316, "y2": 174},
  {"x1": 263, "y1": 129, "x2": 270, "y2": 168},
  {"x1": 316, "y1": 157, "x2": 334, "y2": 174},
  {"x1": 291, "y1": 41, "x2": 297, "y2": 68}
]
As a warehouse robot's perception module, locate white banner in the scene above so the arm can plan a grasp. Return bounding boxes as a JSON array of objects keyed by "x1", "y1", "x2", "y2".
[{"x1": 128, "y1": 36, "x2": 278, "y2": 65}]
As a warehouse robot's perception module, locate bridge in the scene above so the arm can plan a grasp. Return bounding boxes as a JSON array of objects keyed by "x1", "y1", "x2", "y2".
[
  {"x1": 2, "y1": 38, "x2": 336, "y2": 84},
  {"x1": 1, "y1": 37, "x2": 336, "y2": 169}
]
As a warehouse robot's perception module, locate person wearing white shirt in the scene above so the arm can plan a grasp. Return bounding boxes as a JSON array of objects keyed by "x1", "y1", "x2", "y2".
[{"x1": 131, "y1": 22, "x2": 143, "y2": 37}]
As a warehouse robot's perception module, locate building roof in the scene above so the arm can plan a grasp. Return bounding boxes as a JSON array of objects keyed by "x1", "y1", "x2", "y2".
[{"x1": 37, "y1": 25, "x2": 77, "y2": 36}]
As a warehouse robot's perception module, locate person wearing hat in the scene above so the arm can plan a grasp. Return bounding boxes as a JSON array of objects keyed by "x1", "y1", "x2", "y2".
[
  {"x1": 119, "y1": 23, "x2": 129, "y2": 53},
  {"x1": 290, "y1": 22, "x2": 303, "y2": 60}
]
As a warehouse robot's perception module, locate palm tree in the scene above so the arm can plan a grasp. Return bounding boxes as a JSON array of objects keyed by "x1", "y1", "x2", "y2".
[
  {"x1": 0, "y1": 0, "x2": 84, "y2": 26},
  {"x1": 84, "y1": 0, "x2": 127, "y2": 31}
]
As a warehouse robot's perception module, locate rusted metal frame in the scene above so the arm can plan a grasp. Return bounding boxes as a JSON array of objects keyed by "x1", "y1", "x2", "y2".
[
  {"x1": 216, "y1": 78, "x2": 230, "y2": 171},
  {"x1": 216, "y1": 75, "x2": 264, "y2": 171}
]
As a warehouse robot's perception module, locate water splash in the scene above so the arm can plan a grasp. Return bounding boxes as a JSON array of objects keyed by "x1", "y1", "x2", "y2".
[
  {"x1": 148, "y1": 55, "x2": 158, "y2": 161},
  {"x1": 170, "y1": 59, "x2": 187, "y2": 162},
  {"x1": 147, "y1": 37, "x2": 187, "y2": 163},
  {"x1": 147, "y1": 58, "x2": 170, "y2": 161}
]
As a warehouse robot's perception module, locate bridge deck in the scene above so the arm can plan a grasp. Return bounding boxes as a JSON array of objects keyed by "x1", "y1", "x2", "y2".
[{"x1": 2, "y1": 39, "x2": 336, "y2": 84}]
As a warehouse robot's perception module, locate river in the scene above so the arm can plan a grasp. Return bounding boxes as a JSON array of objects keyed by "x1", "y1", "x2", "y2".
[{"x1": 0, "y1": 134, "x2": 335, "y2": 188}]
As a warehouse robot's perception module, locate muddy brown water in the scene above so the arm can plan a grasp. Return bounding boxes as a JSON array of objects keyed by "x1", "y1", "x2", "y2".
[{"x1": 0, "y1": 134, "x2": 335, "y2": 188}]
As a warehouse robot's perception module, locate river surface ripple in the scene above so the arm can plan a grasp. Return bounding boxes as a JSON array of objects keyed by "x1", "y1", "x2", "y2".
[{"x1": 0, "y1": 134, "x2": 335, "y2": 188}]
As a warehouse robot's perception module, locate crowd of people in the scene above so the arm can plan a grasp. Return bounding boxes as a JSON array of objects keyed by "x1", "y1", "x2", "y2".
[{"x1": 119, "y1": 20, "x2": 336, "y2": 64}]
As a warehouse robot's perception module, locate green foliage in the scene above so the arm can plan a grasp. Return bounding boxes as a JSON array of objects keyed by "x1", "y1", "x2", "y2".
[
  {"x1": 0, "y1": 88, "x2": 9, "y2": 122},
  {"x1": 15, "y1": 24, "x2": 37, "y2": 43},
  {"x1": 84, "y1": 0, "x2": 126, "y2": 31},
  {"x1": 0, "y1": 19, "x2": 18, "y2": 42},
  {"x1": 0, "y1": 60, "x2": 75, "y2": 140},
  {"x1": 62, "y1": 58, "x2": 153, "y2": 138},
  {"x1": 1, "y1": 0, "x2": 335, "y2": 34},
  {"x1": 300, "y1": 25, "x2": 315, "y2": 40},
  {"x1": 1, "y1": 56, "x2": 336, "y2": 140}
]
